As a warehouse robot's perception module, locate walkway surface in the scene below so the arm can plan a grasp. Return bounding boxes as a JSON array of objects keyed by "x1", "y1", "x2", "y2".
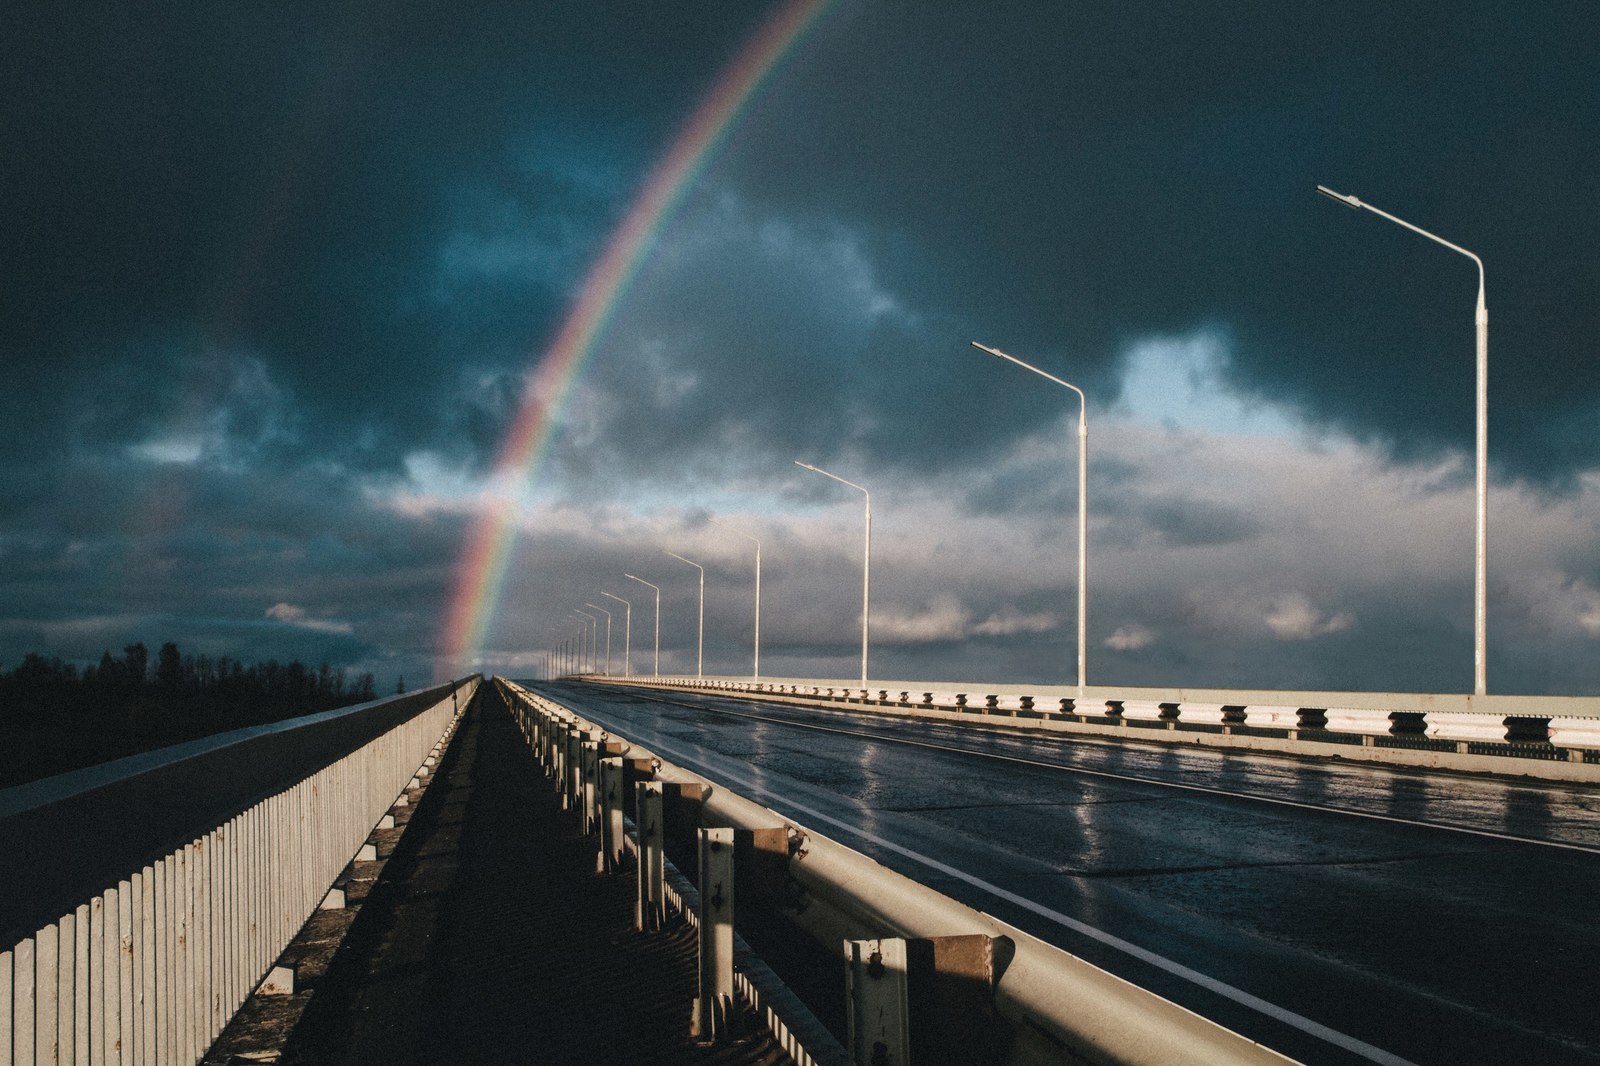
[{"x1": 209, "y1": 685, "x2": 794, "y2": 1065}]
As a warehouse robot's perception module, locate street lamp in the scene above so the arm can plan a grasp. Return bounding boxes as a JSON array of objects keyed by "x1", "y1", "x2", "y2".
[
  {"x1": 625, "y1": 574, "x2": 662, "y2": 676},
  {"x1": 584, "y1": 603, "x2": 613, "y2": 676},
  {"x1": 795, "y1": 460, "x2": 871, "y2": 687},
  {"x1": 575, "y1": 610, "x2": 598, "y2": 675},
  {"x1": 601, "y1": 592, "x2": 632, "y2": 677},
  {"x1": 664, "y1": 550, "x2": 705, "y2": 679},
  {"x1": 972, "y1": 341, "x2": 1088, "y2": 698},
  {"x1": 713, "y1": 520, "x2": 761, "y2": 680},
  {"x1": 1317, "y1": 184, "x2": 1489, "y2": 695},
  {"x1": 576, "y1": 611, "x2": 601, "y2": 669},
  {"x1": 568, "y1": 613, "x2": 589, "y2": 673}
]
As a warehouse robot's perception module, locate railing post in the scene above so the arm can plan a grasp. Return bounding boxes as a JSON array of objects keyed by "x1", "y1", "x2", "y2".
[
  {"x1": 599, "y1": 757, "x2": 626, "y2": 873},
  {"x1": 563, "y1": 726, "x2": 583, "y2": 811},
  {"x1": 845, "y1": 937, "x2": 910, "y2": 1066},
  {"x1": 635, "y1": 781, "x2": 665, "y2": 931},
  {"x1": 580, "y1": 741, "x2": 600, "y2": 836},
  {"x1": 692, "y1": 826, "x2": 736, "y2": 1042}
]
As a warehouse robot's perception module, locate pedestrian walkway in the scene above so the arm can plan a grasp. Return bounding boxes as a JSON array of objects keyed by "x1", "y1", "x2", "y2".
[{"x1": 214, "y1": 685, "x2": 794, "y2": 1065}]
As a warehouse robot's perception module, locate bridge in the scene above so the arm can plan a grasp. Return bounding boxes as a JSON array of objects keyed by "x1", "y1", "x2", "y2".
[{"x1": 3, "y1": 674, "x2": 1598, "y2": 1065}]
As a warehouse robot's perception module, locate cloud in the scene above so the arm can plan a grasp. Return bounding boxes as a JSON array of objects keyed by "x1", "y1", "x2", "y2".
[
  {"x1": 873, "y1": 597, "x2": 970, "y2": 644},
  {"x1": 4, "y1": 1, "x2": 1598, "y2": 699},
  {"x1": 972, "y1": 610, "x2": 1058, "y2": 637},
  {"x1": 1263, "y1": 593, "x2": 1353, "y2": 641},
  {"x1": 1104, "y1": 624, "x2": 1157, "y2": 651},
  {"x1": 265, "y1": 602, "x2": 354, "y2": 635}
]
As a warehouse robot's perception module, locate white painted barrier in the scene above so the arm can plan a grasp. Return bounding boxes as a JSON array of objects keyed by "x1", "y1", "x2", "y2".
[
  {"x1": 1549, "y1": 717, "x2": 1600, "y2": 749},
  {"x1": 1322, "y1": 708, "x2": 1400, "y2": 736},
  {"x1": 1, "y1": 677, "x2": 476, "y2": 1066},
  {"x1": 1176, "y1": 702, "x2": 1232, "y2": 726},
  {"x1": 1424, "y1": 713, "x2": 1515, "y2": 743},
  {"x1": 1117, "y1": 700, "x2": 1170, "y2": 722}
]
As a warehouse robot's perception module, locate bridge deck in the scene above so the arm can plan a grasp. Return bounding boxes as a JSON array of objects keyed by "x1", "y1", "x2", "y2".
[{"x1": 207, "y1": 685, "x2": 792, "y2": 1065}]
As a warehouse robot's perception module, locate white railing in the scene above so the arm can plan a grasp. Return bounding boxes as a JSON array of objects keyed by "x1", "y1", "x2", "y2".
[{"x1": 1, "y1": 676, "x2": 478, "y2": 1065}]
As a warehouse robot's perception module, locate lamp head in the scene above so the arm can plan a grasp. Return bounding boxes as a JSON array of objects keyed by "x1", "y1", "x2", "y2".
[{"x1": 1316, "y1": 184, "x2": 1362, "y2": 209}]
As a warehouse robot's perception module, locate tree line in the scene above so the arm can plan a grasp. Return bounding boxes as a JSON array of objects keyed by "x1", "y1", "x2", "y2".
[{"x1": 2, "y1": 642, "x2": 400, "y2": 790}]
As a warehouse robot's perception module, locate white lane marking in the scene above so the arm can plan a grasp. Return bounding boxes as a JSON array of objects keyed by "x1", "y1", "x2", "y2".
[
  {"x1": 659, "y1": 694, "x2": 1600, "y2": 857},
  {"x1": 618, "y1": 718, "x2": 1422, "y2": 1066}
]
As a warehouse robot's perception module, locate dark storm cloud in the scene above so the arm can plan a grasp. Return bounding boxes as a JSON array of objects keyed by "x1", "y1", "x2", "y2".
[
  {"x1": 698, "y1": 0, "x2": 1599, "y2": 484},
  {"x1": 3, "y1": 0, "x2": 1596, "y2": 695},
  {"x1": 0, "y1": 439, "x2": 463, "y2": 683},
  {"x1": 1, "y1": 1, "x2": 778, "y2": 472}
]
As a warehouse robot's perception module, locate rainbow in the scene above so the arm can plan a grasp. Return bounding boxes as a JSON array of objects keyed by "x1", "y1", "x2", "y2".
[{"x1": 439, "y1": 0, "x2": 833, "y2": 677}]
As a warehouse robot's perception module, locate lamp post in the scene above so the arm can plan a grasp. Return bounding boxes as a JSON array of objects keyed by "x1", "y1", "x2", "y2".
[
  {"x1": 625, "y1": 574, "x2": 661, "y2": 676},
  {"x1": 713, "y1": 520, "x2": 761, "y2": 680},
  {"x1": 575, "y1": 610, "x2": 598, "y2": 675},
  {"x1": 664, "y1": 551, "x2": 705, "y2": 679},
  {"x1": 579, "y1": 611, "x2": 598, "y2": 669},
  {"x1": 972, "y1": 341, "x2": 1088, "y2": 699},
  {"x1": 1317, "y1": 184, "x2": 1488, "y2": 695},
  {"x1": 584, "y1": 603, "x2": 613, "y2": 676},
  {"x1": 570, "y1": 617, "x2": 590, "y2": 674},
  {"x1": 601, "y1": 592, "x2": 632, "y2": 677},
  {"x1": 795, "y1": 460, "x2": 871, "y2": 687}
]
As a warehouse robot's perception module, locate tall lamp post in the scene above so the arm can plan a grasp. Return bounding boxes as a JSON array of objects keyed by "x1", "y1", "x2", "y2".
[
  {"x1": 625, "y1": 574, "x2": 662, "y2": 676},
  {"x1": 579, "y1": 611, "x2": 598, "y2": 669},
  {"x1": 972, "y1": 341, "x2": 1089, "y2": 699},
  {"x1": 713, "y1": 520, "x2": 761, "y2": 680},
  {"x1": 575, "y1": 610, "x2": 598, "y2": 675},
  {"x1": 584, "y1": 603, "x2": 613, "y2": 676},
  {"x1": 664, "y1": 551, "x2": 705, "y2": 679},
  {"x1": 1317, "y1": 185, "x2": 1488, "y2": 695},
  {"x1": 601, "y1": 592, "x2": 632, "y2": 677},
  {"x1": 569, "y1": 614, "x2": 589, "y2": 674},
  {"x1": 795, "y1": 460, "x2": 871, "y2": 687}
]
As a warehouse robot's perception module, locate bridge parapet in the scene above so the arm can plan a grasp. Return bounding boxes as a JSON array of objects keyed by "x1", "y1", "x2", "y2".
[
  {"x1": 0, "y1": 676, "x2": 479, "y2": 1064},
  {"x1": 606, "y1": 675, "x2": 1600, "y2": 781}
]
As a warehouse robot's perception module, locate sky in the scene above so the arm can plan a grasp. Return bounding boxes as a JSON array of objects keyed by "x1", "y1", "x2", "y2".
[{"x1": 3, "y1": 0, "x2": 1597, "y2": 697}]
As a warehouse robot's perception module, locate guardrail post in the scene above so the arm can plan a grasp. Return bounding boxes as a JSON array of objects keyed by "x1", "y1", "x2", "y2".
[
  {"x1": 564, "y1": 726, "x2": 584, "y2": 811},
  {"x1": 541, "y1": 712, "x2": 560, "y2": 779},
  {"x1": 599, "y1": 756, "x2": 626, "y2": 873},
  {"x1": 636, "y1": 782, "x2": 665, "y2": 931},
  {"x1": 845, "y1": 937, "x2": 910, "y2": 1066},
  {"x1": 580, "y1": 740, "x2": 600, "y2": 836},
  {"x1": 692, "y1": 826, "x2": 736, "y2": 1042}
]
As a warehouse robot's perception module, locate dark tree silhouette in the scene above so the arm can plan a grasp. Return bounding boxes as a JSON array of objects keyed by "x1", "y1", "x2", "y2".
[{"x1": 0, "y1": 642, "x2": 396, "y2": 789}]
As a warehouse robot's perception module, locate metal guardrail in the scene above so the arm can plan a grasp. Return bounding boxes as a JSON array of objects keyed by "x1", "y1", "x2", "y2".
[
  {"x1": 499, "y1": 677, "x2": 1297, "y2": 1066},
  {"x1": 610, "y1": 675, "x2": 1600, "y2": 781},
  {"x1": 0, "y1": 675, "x2": 478, "y2": 1065}
]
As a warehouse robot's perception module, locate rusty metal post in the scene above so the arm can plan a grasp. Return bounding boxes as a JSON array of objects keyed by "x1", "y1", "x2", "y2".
[
  {"x1": 635, "y1": 781, "x2": 665, "y2": 931},
  {"x1": 692, "y1": 827, "x2": 736, "y2": 1041},
  {"x1": 846, "y1": 937, "x2": 910, "y2": 1066}
]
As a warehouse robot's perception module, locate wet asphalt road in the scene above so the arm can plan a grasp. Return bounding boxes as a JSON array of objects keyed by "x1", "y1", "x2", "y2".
[{"x1": 532, "y1": 680, "x2": 1600, "y2": 1066}]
